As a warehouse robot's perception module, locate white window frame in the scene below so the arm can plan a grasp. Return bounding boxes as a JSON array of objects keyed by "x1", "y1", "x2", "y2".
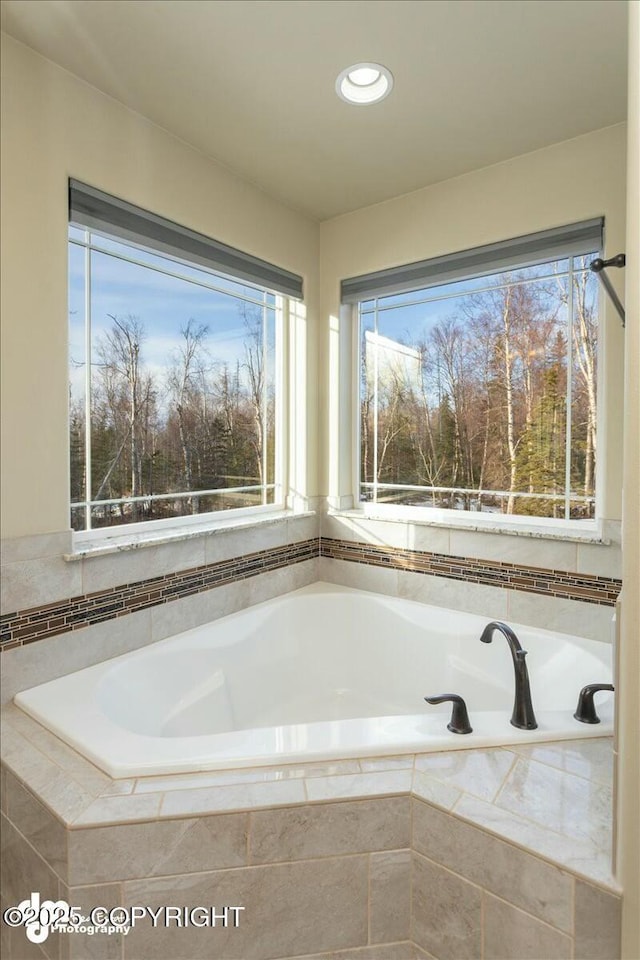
[
  {"x1": 350, "y1": 253, "x2": 605, "y2": 539},
  {"x1": 69, "y1": 227, "x2": 291, "y2": 546}
]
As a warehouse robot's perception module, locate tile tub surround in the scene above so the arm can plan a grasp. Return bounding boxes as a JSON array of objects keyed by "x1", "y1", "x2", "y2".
[
  {"x1": 1, "y1": 532, "x2": 621, "y2": 652},
  {"x1": 319, "y1": 538, "x2": 621, "y2": 607},
  {"x1": 0, "y1": 706, "x2": 621, "y2": 960},
  {"x1": 0, "y1": 538, "x2": 319, "y2": 650}
]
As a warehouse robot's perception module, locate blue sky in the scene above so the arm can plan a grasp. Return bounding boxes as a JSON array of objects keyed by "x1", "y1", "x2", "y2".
[{"x1": 68, "y1": 237, "x2": 275, "y2": 408}]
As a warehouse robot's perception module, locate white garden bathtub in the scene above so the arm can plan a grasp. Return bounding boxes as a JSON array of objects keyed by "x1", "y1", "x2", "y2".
[{"x1": 15, "y1": 582, "x2": 614, "y2": 778}]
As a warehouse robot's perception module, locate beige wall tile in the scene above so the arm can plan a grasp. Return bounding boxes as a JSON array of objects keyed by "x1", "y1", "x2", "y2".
[
  {"x1": 160, "y1": 778, "x2": 306, "y2": 818},
  {"x1": 397, "y1": 570, "x2": 509, "y2": 621},
  {"x1": 359, "y1": 756, "x2": 414, "y2": 772},
  {"x1": 5, "y1": 707, "x2": 112, "y2": 798},
  {"x1": 506, "y1": 591, "x2": 614, "y2": 643},
  {"x1": 495, "y1": 756, "x2": 612, "y2": 847},
  {"x1": 404, "y1": 523, "x2": 451, "y2": 555},
  {"x1": 369, "y1": 850, "x2": 411, "y2": 944},
  {"x1": 454, "y1": 793, "x2": 614, "y2": 887},
  {"x1": 0, "y1": 893, "x2": 10, "y2": 960},
  {"x1": 204, "y1": 517, "x2": 290, "y2": 564},
  {"x1": 245, "y1": 558, "x2": 319, "y2": 606},
  {"x1": 483, "y1": 892, "x2": 572, "y2": 959},
  {"x1": 1, "y1": 724, "x2": 94, "y2": 824},
  {"x1": 1, "y1": 531, "x2": 72, "y2": 564},
  {"x1": 1, "y1": 554, "x2": 82, "y2": 616},
  {"x1": 1, "y1": 813, "x2": 60, "y2": 907},
  {"x1": 412, "y1": 799, "x2": 573, "y2": 933},
  {"x1": 304, "y1": 770, "x2": 412, "y2": 803},
  {"x1": 59, "y1": 883, "x2": 122, "y2": 960},
  {"x1": 81, "y1": 537, "x2": 206, "y2": 594},
  {"x1": 149, "y1": 577, "x2": 250, "y2": 641},
  {"x1": 448, "y1": 528, "x2": 578, "y2": 571},
  {"x1": 318, "y1": 557, "x2": 399, "y2": 596},
  {"x1": 574, "y1": 879, "x2": 622, "y2": 960},
  {"x1": 0, "y1": 608, "x2": 153, "y2": 704},
  {"x1": 509, "y1": 739, "x2": 614, "y2": 787},
  {"x1": 71, "y1": 793, "x2": 163, "y2": 827},
  {"x1": 98, "y1": 779, "x2": 135, "y2": 798},
  {"x1": 5, "y1": 771, "x2": 68, "y2": 881},
  {"x1": 412, "y1": 946, "x2": 437, "y2": 960},
  {"x1": 122, "y1": 855, "x2": 369, "y2": 959},
  {"x1": 1, "y1": 891, "x2": 50, "y2": 960},
  {"x1": 1, "y1": 764, "x2": 7, "y2": 814},
  {"x1": 414, "y1": 748, "x2": 515, "y2": 803},
  {"x1": 576, "y1": 541, "x2": 622, "y2": 580},
  {"x1": 133, "y1": 759, "x2": 360, "y2": 795},
  {"x1": 287, "y1": 514, "x2": 319, "y2": 544},
  {"x1": 322, "y1": 515, "x2": 410, "y2": 550},
  {"x1": 67, "y1": 813, "x2": 248, "y2": 885},
  {"x1": 249, "y1": 798, "x2": 410, "y2": 864},
  {"x1": 411, "y1": 771, "x2": 461, "y2": 811},
  {"x1": 284, "y1": 944, "x2": 416, "y2": 959},
  {"x1": 411, "y1": 851, "x2": 481, "y2": 959}
]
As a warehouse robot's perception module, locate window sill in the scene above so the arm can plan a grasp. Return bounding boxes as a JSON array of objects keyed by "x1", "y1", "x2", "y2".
[
  {"x1": 334, "y1": 505, "x2": 609, "y2": 545},
  {"x1": 64, "y1": 509, "x2": 315, "y2": 562}
]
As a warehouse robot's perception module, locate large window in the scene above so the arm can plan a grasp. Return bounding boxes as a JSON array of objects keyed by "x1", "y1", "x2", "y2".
[
  {"x1": 68, "y1": 183, "x2": 300, "y2": 533},
  {"x1": 355, "y1": 225, "x2": 602, "y2": 521}
]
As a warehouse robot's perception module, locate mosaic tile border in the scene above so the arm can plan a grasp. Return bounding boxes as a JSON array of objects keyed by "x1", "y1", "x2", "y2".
[
  {"x1": 320, "y1": 538, "x2": 622, "y2": 606},
  {"x1": 0, "y1": 539, "x2": 318, "y2": 651},
  {"x1": 1, "y1": 536, "x2": 622, "y2": 651}
]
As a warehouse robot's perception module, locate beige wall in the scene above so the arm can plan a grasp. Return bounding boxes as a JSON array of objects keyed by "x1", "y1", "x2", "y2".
[
  {"x1": 319, "y1": 123, "x2": 627, "y2": 521},
  {"x1": 0, "y1": 33, "x2": 320, "y2": 540},
  {"x1": 618, "y1": 3, "x2": 640, "y2": 955}
]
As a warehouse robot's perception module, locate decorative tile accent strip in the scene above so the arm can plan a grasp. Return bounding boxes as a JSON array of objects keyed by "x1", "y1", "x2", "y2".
[
  {"x1": 1, "y1": 535, "x2": 622, "y2": 651},
  {"x1": 0, "y1": 539, "x2": 318, "y2": 650},
  {"x1": 320, "y1": 538, "x2": 621, "y2": 607}
]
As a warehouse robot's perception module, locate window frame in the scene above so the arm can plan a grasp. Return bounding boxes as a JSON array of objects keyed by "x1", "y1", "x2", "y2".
[
  {"x1": 350, "y1": 241, "x2": 604, "y2": 536},
  {"x1": 68, "y1": 222, "x2": 291, "y2": 545}
]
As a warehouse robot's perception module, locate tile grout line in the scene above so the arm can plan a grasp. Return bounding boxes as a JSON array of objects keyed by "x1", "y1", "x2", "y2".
[
  {"x1": 366, "y1": 850, "x2": 372, "y2": 946},
  {"x1": 412, "y1": 793, "x2": 618, "y2": 894},
  {"x1": 2, "y1": 808, "x2": 68, "y2": 889},
  {"x1": 479, "y1": 886, "x2": 576, "y2": 944},
  {"x1": 74, "y1": 851, "x2": 376, "y2": 889},
  {"x1": 571, "y1": 872, "x2": 577, "y2": 959},
  {"x1": 246, "y1": 810, "x2": 252, "y2": 867},
  {"x1": 507, "y1": 741, "x2": 614, "y2": 786}
]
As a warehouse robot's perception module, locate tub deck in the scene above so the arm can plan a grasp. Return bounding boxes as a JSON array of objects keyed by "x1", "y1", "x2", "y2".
[{"x1": 0, "y1": 702, "x2": 616, "y2": 890}]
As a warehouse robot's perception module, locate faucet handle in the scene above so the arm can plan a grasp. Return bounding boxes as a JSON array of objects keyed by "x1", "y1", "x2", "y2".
[
  {"x1": 425, "y1": 694, "x2": 473, "y2": 734},
  {"x1": 574, "y1": 683, "x2": 615, "y2": 724}
]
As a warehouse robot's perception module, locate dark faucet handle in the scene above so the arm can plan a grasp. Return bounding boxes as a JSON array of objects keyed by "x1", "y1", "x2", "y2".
[
  {"x1": 425, "y1": 694, "x2": 473, "y2": 735},
  {"x1": 574, "y1": 683, "x2": 615, "y2": 724}
]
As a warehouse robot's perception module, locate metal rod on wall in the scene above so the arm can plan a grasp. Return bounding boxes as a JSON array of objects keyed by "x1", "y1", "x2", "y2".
[{"x1": 590, "y1": 254, "x2": 626, "y2": 327}]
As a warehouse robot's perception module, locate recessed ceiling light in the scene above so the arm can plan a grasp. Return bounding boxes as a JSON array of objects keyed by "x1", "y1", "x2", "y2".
[{"x1": 336, "y1": 62, "x2": 394, "y2": 105}]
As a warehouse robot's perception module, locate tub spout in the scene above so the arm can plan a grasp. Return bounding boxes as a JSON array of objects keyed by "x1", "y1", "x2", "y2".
[{"x1": 480, "y1": 621, "x2": 538, "y2": 730}]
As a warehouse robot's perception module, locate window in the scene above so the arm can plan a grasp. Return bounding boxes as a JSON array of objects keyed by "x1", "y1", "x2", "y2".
[
  {"x1": 351, "y1": 221, "x2": 602, "y2": 521},
  {"x1": 68, "y1": 182, "x2": 301, "y2": 533}
]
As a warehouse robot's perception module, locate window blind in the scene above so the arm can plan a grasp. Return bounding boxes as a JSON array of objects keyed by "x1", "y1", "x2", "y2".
[
  {"x1": 69, "y1": 179, "x2": 304, "y2": 300},
  {"x1": 341, "y1": 218, "x2": 603, "y2": 304}
]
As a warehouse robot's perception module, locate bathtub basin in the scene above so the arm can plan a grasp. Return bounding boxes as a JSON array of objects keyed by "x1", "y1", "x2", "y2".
[{"x1": 14, "y1": 582, "x2": 614, "y2": 778}]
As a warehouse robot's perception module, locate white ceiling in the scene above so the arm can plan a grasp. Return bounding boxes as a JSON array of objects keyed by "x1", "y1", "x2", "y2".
[{"x1": 0, "y1": 0, "x2": 628, "y2": 221}]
